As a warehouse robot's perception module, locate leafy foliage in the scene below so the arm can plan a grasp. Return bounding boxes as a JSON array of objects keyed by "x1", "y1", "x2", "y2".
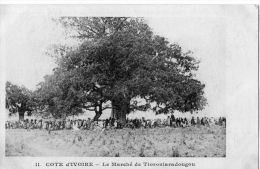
[
  {"x1": 6, "y1": 81, "x2": 37, "y2": 119},
  {"x1": 37, "y1": 17, "x2": 207, "y2": 119}
]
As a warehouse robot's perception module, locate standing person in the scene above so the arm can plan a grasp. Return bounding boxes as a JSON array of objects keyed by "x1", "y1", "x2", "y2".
[
  {"x1": 78, "y1": 119, "x2": 83, "y2": 129},
  {"x1": 170, "y1": 117, "x2": 173, "y2": 127},
  {"x1": 28, "y1": 119, "x2": 33, "y2": 129},
  {"x1": 218, "y1": 117, "x2": 222, "y2": 126},
  {"x1": 133, "y1": 119, "x2": 137, "y2": 128},
  {"x1": 54, "y1": 120, "x2": 59, "y2": 130},
  {"x1": 46, "y1": 121, "x2": 51, "y2": 133},
  {"x1": 5, "y1": 121, "x2": 9, "y2": 129},
  {"x1": 201, "y1": 117, "x2": 205, "y2": 126},
  {"x1": 114, "y1": 119, "x2": 118, "y2": 129},
  {"x1": 86, "y1": 118, "x2": 91, "y2": 130},
  {"x1": 175, "y1": 118, "x2": 179, "y2": 127},
  {"x1": 105, "y1": 119, "x2": 109, "y2": 129},
  {"x1": 65, "y1": 119, "x2": 71, "y2": 129},
  {"x1": 141, "y1": 117, "x2": 146, "y2": 128},
  {"x1": 57, "y1": 120, "x2": 62, "y2": 130},
  {"x1": 179, "y1": 118, "x2": 183, "y2": 127},
  {"x1": 197, "y1": 117, "x2": 201, "y2": 126},
  {"x1": 191, "y1": 117, "x2": 195, "y2": 126},
  {"x1": 170, "y1": 114, "x2": 175, "y2": 127},
  {"x1": 111, "y1": 117, "x2": 115, "y2": 127},
  {"x1": 82, "y1": 120, "x2": 87, "y2": 129},
  {"x1": 25, "y1": 119, "x2": 30, "y2": 130},
  {"x1": 42, "y1": 121, "x2": 47, "y2": 130},
  {"x1": 34, "y1": 119, "x2": 37, "y2": 128},
  {"x1": 167, "y1": 116, "x2": 171, "y2": 127},
  {"x1": 102, "y1": 120, "x2": 106, "y2": 129},
  {"x1": 89, "y1": 120, "x2": 94, "y2": 130},
  {"x1": 49, "y1": 121, "x2": 54, "y2": 131},
  {"x1": 38, "y1": 119, "x2": 43, "y2": 129},
  {"x1": 72, "y1": 120, "x2": 79, "y2": 130},
  {"x1": 61, "y1": 120, "x2": 65, "y2": 130},
  {"x1": 171, "y1": 114, "x2": 175, "y2": 121},
  {"x1": 223, "y1": 117, "x2": 226, "y2": 127},
  {"x1": 205, "y1": 118, "x2": 210, "y2": 127}
]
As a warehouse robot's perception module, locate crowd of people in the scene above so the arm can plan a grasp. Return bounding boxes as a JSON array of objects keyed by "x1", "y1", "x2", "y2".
[{"x1": 5, "y1": 115, "x2": 226, "y2": 131}]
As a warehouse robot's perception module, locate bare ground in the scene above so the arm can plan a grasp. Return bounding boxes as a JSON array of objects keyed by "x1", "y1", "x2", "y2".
[{"x1": 5, "y1": 125, "x2": 226, "y2": 157}]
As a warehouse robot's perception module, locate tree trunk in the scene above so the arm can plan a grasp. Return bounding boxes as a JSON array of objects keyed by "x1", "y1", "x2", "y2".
[
  {"x1": 93, "y1": 104, "x2": 103, "y2": 121},
  {"x1": 18, "y1": 111, "x2": 25, "y2": 121},
  {"x1": 111, "y1": 105, "x2": 117, "y2": 119},
  {"x1": 117, "y1": 108, "x2": 127, "y2": 124},
  {"x1": 93, "y1": 111, "x2": 102, "y2": 121},
  {"x1": 111, "y1": 99, "x2": 130, "y2": 125}
]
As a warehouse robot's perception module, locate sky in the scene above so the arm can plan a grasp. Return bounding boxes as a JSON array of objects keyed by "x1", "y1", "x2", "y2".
[{"x1": 1, "y1": 5, "x2": 258, "y2": 119}]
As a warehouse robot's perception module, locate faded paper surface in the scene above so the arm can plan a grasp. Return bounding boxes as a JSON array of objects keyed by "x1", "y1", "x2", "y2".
[{"x1": 0, "y1": 4, "x2": 258, "y2": 169}]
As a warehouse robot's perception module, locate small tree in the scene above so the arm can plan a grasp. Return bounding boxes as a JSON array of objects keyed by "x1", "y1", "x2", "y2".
[{"x1": 6, "y1": 81, "x2": 37, "y2": 120}]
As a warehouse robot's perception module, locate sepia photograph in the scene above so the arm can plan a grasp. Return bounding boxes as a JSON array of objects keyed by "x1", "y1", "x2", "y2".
[{"x1": 0, "y1": 4, "x2": 257, "y2": 164}]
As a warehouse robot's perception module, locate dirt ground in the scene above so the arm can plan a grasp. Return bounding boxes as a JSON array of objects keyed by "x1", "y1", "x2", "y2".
[{"x1": 5, "y1": 125, "x2": 226, "y2": 157}]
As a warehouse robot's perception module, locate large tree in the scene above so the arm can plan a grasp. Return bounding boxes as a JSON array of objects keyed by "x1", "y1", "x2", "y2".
[
  {"x1": 40, "y1": 17, "x2": 206, "y2": 123},
  {"x1": 6, "y1": 81, "x2": 37, "y2": 120}
]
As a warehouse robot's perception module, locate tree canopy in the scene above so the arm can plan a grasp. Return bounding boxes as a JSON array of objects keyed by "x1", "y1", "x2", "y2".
[
  {"x1": 6, "y1": 81, "x2": 37, "y2": 120},
  {"x1": 35, "y1": 17, "x2": 206, "y2": 122}
]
